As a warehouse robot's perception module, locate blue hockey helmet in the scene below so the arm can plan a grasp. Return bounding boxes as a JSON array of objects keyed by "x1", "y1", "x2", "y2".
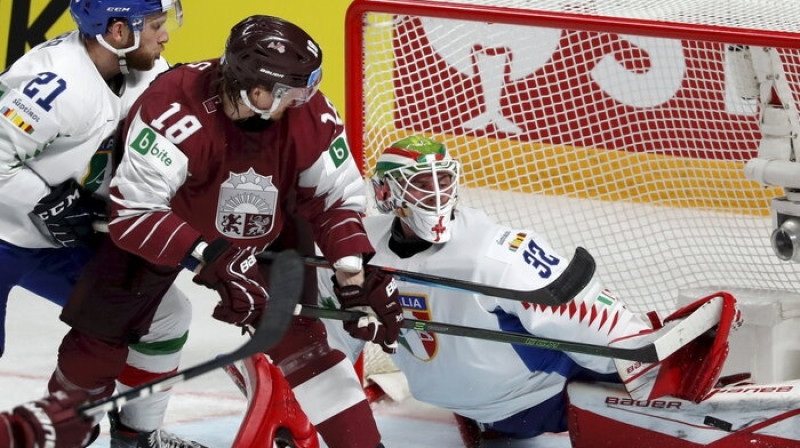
[{"x1": 70, "y1": 0, "x2": 183, "y2": 37}]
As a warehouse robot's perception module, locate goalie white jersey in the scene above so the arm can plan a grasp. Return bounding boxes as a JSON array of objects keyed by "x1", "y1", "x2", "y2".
[
  {"x1": 321, "y1": 206, "x2": 650, "y2": 423},
  {"x1": 0, "y1": 31, "x2": 168, "y2": 248}
]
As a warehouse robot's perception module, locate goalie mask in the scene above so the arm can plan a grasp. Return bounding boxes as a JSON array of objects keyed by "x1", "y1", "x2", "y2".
[{"x1": 372, "y1": 136, "x2": 460, "y2": 243}]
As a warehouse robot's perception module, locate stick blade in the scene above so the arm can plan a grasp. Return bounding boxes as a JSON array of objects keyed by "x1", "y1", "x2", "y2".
[{"x1": 535, "y1": 246, "x2": 596, "y2": 305}]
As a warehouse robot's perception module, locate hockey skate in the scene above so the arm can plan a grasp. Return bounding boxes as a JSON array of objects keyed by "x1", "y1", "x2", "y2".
[
  {"x1": 453, "y1": 414, "x2": 507, "y2": 448},
  {"x1": 109, "y1": 410, "x2": 208, "y2": 448}
]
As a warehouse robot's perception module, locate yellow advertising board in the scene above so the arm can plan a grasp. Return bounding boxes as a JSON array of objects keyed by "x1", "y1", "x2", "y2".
[{"x1": 0, "y1": 0, "x2": 350, "y2": 109}]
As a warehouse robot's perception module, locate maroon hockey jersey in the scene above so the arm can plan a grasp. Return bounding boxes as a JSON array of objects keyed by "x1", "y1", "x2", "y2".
[{"x1": 108, "y1": 59, "x2": 372, "y2": 267}]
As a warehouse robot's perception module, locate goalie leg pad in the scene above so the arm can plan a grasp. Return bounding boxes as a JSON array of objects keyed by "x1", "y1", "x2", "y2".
[
  {"x1": 267, "y1": 316, "x2": 381, "y2": 448},
  {"x1": 567, "y1": 380, "x2": 800, "y2": 448},
  {"x1": 231, "y1": 353, "x2": 318, "y2": 448},
  {"x1": 611, "y1": 292, "x2": 740, "y2": 402}
]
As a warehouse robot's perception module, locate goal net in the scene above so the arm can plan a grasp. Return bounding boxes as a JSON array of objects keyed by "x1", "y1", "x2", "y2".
[{"x1": 344, "y1": 0, "x2": 800, "y2": 380}]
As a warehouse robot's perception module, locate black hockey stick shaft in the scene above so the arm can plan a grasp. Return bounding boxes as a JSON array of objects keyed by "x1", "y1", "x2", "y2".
[
  {"x1": 260, "y1": 246, "x2": 595, "y2": 306},
  {"x1": 78, "y1": 249, "x2": 305, "y2": 418},
  {"x1": 299, "y1": 304, "x2": 659, "y2": 362}
]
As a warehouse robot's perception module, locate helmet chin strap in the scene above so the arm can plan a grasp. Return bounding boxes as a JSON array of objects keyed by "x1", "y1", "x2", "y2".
[
  {"x1": 95, "y1": 32, "x2": 141, "y2": 75},
  {"x1": 239, "y1": 89, "x2": 284, "y2": 120}
]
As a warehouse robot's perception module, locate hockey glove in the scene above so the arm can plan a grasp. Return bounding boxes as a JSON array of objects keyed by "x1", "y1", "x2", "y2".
[
  {"x1": 333, "y1": 267, "x2": 403, "y2": 354},
  {"x1": 12, "y1": 389, "x2": 94, "y2": 448},
  {"x1": 31, "y1": 179, "x2": 107, "y2": 248},
  {"x1": 611, "y1": 292, "x2": 741, "y2": 403},
  {"x1": 193, "y1": 238, "x2": 269, "y2": 326}
]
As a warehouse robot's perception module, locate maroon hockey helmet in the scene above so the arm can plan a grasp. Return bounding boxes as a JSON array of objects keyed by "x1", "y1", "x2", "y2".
[{"x1": 221, "y1": 15, "x2": 322, "y2": 95}]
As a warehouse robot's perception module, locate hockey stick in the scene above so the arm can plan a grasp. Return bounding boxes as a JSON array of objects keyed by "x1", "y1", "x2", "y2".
[
  {"x1": 258, "y1": 246, "x2": 594, "y2": 306},
  {"x1": 77, "y1": 249, "x2": 305, "y2": 418},
  {"x1": 299, "y1": 297, "x2": 722, "y2": 363}
]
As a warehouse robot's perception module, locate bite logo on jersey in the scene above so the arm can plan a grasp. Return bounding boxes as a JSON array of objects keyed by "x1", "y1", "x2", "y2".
[
  {"x1": 327, "y1": 136, "x2": 350, "y2": 168},
  {"x1": 398, "y1": 293, "x2": 438, "y2": 361},
  {"x1": 130, "y1": 127, "x2": 175, "y2": 166},
  {"x1": 0, "y1": 105, "x2": 35, "y2": 134},
  {"x1": 216, "y1": 167, "x2": 277, "y2": 239}
]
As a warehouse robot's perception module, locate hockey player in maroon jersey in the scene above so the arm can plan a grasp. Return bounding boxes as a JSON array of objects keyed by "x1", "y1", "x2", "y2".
[{"x1": 46, "y1": 15, "x2": 401, "y2": 448}]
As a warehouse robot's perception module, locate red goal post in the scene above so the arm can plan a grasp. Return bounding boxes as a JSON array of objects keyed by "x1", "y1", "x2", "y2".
[{"x1": 344, "y1": 0, "x2": 800, "y2": 320}]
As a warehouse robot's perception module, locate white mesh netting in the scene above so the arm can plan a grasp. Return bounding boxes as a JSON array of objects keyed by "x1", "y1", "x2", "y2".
[{"x1": 347, "y1": 0, "x2": 800, "y2": 378}]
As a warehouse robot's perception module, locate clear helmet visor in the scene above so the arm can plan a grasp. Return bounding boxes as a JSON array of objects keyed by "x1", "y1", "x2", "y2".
[
  {"x1": 240, "y1": 66, "x2": 322, "y2": 119},
  {"x1": 161, "y1": 0, "x2": 184, "y2": 33},
  {"x1": 127, "y1": 0, "x2": 184, "y2": 33},
  {"x1": 272, "y1": 66, "x2": 323, "y2": 108}
]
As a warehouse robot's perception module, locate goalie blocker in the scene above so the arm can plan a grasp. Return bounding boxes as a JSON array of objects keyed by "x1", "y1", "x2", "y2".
[{"x1": 567, "y1": 379, "x2": 800, "y2": 447}]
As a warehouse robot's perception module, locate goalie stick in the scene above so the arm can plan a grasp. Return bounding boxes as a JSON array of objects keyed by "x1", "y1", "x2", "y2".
[
  {"x1": 299, "y1": 297, "x2": 722, "y2": 363},
  {"x1": 77, "y1": 249, "x2": 305, "y2": 419},
  {"x1": 258, "y1": 246, "x2": 595, "y2": 306}
]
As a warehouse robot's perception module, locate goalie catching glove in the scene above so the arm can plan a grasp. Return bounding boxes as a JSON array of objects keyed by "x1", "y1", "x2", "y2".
[
  {"x1": 333, "y1": 266, "x2": 403, "y2": 354},
  {"x1": 192, "y1": 238, "x2": 268, "y2": 326},
  {"x1": 610, "y1": 292, "x2": 741, "y2": 403}
]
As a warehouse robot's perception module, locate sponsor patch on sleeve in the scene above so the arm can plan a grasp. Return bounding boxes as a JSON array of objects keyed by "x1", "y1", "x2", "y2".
[
  {"x1": 126, "y1": 112, "x2": 187, "y2": 180},
  {"x1": 486, "y1": 228, "x2": 529, "y2": 263},
  {"x1": 0, "y1": 85, "x2": 59, "y2": 144},
  {"x1": 326, "y1": 135, "x2": 350, "y2": 170}
]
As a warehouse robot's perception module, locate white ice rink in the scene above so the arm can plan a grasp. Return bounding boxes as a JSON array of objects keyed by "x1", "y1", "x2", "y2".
[{"x1": 0, "y1": 271, "x2": 569, "y2": 448}]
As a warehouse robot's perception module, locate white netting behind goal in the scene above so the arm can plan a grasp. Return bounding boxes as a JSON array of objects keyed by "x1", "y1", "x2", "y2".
[{"x1": 345, "y1": 0, "x2": 800, "y2": 381}]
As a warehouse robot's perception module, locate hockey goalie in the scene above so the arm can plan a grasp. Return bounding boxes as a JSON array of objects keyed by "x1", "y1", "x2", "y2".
[{"x1": 314, "y1": 136, "x2": 774, "y2": 447}]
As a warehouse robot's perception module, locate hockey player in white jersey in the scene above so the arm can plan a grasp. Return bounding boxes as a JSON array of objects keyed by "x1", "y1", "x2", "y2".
[
  {"x1": 321, "y1": 135, "x2": 740, "y2": 446},
  {"x1": 0, "y1": 1, "x2": 204, "y2": 447}
]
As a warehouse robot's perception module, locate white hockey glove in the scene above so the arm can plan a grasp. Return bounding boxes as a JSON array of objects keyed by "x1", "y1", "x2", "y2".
[{"x1": 611, "y1": 292, "x2": 741, "y2": 403}]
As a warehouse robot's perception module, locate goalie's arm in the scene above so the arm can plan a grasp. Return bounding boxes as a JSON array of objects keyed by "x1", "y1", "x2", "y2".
[
  {"x1": 259, "y1": 246, "x2": 595, "y2": 306},
  {"x1": 298, "y1": 293, "x2": 727, "y2": 364},
  {"x1": 299, "y1": 304, "x2": 658, "y2": 362}
]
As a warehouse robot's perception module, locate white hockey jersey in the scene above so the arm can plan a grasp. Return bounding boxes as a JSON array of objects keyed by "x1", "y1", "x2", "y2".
[
  {"x1": 321, "y1": 206, "x2": 649, "y2": 423},
  {"x1": 0, "y1": 31, "x2": 168, "y2": 248}
]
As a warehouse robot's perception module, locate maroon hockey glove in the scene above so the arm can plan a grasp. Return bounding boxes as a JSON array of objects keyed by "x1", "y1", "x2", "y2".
[
  {"x1": 11, "y1": 389, "x2": 94, "y2": 448},
  {"x1": 333, "y1": 267, "x2": 403, "y2": 354},
  {"x1": 193, "y1": 239, "x2": 268, "y2": 326}
]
